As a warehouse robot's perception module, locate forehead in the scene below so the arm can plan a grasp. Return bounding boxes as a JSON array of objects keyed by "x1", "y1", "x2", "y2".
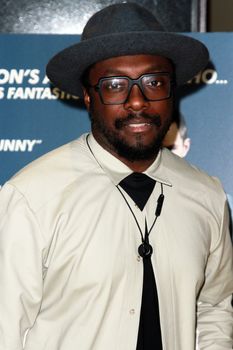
[{"x1": 88, "y1": 54, "x2": 174, "y2": 80}]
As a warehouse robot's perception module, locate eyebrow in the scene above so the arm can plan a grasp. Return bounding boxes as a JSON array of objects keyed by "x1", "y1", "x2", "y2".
[{"x1": 103, "y1": 65, "x2": 172, "y2": 77}]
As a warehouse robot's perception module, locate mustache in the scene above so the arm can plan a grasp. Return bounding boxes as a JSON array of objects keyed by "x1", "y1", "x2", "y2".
[{"x1": 115, "y1": 113, "x2": 161, "y2": 129}]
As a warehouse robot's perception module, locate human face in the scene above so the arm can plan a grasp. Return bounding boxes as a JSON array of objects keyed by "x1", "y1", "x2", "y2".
[{"x1": 83, "y1": 54, "x2": 174, "y2": 166}]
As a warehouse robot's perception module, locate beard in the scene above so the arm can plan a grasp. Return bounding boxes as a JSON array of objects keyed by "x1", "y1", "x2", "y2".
[{"x1": 89, "y1": 106, "x2": 171, "y2": 162}]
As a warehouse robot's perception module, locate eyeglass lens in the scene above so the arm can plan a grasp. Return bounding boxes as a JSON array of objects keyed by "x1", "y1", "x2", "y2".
[{"x1": 99, "y1": 74, "x2": 171, "y2": 104}]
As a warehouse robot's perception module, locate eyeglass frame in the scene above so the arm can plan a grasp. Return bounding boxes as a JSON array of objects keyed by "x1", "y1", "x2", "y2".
[{"x1": 87, "y1": 72, "x2": 175, "y2": 105}]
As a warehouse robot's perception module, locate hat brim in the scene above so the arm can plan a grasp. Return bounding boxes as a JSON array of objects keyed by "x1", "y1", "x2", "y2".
[{"x1": 46, "y1": 31, "x2": 209, "y2": 98}]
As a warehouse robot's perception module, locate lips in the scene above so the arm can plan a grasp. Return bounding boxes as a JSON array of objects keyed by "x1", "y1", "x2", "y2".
[
  {"x1": 115, "y1": 113, "x2": 161, "y2": 131},
  {"x1": 125, "y1": 121, "x2": 154, "y2": 133}
]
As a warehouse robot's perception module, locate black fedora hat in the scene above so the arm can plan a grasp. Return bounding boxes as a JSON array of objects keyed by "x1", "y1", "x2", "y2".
[{"x1": 46, "y1": 2, "x2": 209, "y2": 98}]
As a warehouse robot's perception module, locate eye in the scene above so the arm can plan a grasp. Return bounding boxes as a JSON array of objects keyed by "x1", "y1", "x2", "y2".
[
  {"x1": 146, "y1": 78, "x2": 163, "y2": 88},
  {"x1": 150, "y1": 79, "x2": 162, "y2": 87},
  {"x1": 102, "y1": 79, "x2": 127, "y2": 92},
  {"x1": 142, "y1": 74, "x2": 170, "y2": 91}
]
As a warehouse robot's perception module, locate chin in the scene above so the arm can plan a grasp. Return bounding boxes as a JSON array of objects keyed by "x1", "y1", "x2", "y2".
[{"x1": 114, "y1": 139, "x2": 162, "y2": 162}]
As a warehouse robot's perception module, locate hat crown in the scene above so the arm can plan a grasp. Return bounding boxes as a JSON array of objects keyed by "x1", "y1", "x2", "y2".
[
  {"x1": 82, "y1": 3, "x2": 164, "y2": 41},
  {"x1": 46, "y1": 3, "x2": 209, "y2": 97}
]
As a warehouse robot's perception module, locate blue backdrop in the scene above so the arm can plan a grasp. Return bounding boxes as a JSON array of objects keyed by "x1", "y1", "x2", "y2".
[{"x1": 1, "y1": 33, "x2": 233, "y2": 199}]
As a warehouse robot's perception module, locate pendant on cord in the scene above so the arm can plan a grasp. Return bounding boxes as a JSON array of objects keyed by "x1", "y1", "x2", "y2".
[
  {"x1": 138, "y1": 242, "x2": 153, "y2": 258},
  {"x1": 138, "y1": 221, "x2": 153, "y2": 258}
]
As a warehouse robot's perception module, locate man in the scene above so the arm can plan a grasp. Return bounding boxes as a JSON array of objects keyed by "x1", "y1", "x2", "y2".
[
  {"x1": 0, "y1": 3, "x2": 232, "y2": 350},
  {"x1": 163, "y1": 110, "x2": 191, "y2": 157}
]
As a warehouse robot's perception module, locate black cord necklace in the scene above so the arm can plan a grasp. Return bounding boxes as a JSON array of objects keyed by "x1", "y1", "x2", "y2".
[
  {"x1": 116, "y1": 184, "x2": 164, "y2": 258},
  {"x1": 86, "y1": 134, "x2": 165, "y2": 258}
]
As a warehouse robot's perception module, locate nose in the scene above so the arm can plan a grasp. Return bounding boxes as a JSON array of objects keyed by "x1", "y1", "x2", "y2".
[{"x1": 124, "y1": 84, "x2": 149, "y2": 112}]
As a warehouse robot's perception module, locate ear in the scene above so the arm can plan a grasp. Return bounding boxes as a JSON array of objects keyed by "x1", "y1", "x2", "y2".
[{"x1": 82, "y1": 87, "x2": 91, "y2": 112}]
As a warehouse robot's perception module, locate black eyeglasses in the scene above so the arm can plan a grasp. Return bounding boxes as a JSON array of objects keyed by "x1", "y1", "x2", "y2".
[{"x1": 88, "y1": 72, "x2": 174, "y2": 105}]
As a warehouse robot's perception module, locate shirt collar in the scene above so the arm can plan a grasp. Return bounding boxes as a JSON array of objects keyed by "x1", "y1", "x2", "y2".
[{"x1": 86, "y1": 133, "x2": 172, "y2": 187}]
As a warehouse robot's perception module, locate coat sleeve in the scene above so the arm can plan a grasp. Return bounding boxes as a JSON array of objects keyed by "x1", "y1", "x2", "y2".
[
  {"x1": 196, "y1": 200, "x2": 233, "y2": 350},
  {"x1": 0, "y1": 183, "x2": 45, "y2": 350}
]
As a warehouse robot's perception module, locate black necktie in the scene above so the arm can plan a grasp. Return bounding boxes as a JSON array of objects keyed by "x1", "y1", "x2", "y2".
[
  {"x1": 119, "y1": 172, "x2": 156, "y2": 211},
  {"x1": 119, "y1": 173, "x2": 163, "y2": 350}
]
